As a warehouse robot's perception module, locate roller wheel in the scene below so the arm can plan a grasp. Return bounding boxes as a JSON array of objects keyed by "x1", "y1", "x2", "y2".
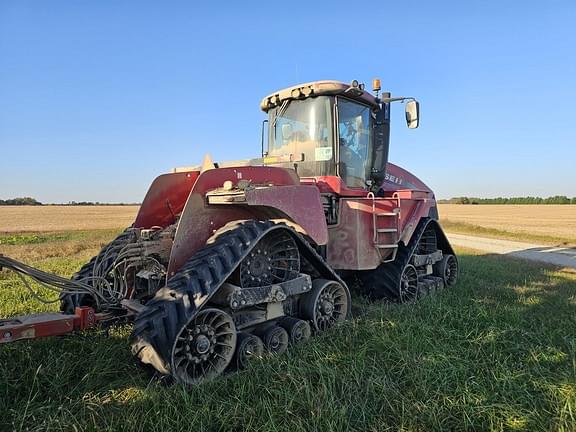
[
  {"x1": 171, "y1": 308, "x2": 237, "y2": 385},
  {"x1": 301, "y1": 279, "x2": 348, "y2": 332},
  {"x1": 398, "y1": 264, "x2": 419, "y2": 303},
  {"x1": 233, "y1": 332, "x2": 264, "y2": 369},
  {"x1": 435, "y1": 254, "x2": 458, "y2": 287},
  {"x1": 258, "y1": 325, "x2": 289, "y2": 355},
  {"x1": 280, "y1": 317, "x2": 311, "y2": 345}
]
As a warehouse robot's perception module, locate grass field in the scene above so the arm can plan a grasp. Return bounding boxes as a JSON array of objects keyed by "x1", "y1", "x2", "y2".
[
  {"x1": 439, "y1": 204, "x2": 576, "y2": 246},
  {"x1": 1, "y1": 227, "x2": 575, "y2": 431}
]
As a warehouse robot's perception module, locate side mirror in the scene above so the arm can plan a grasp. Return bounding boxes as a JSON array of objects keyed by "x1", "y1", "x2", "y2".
[{"x1": 405, "y1": 100, "x2": 420, "y2": 129}]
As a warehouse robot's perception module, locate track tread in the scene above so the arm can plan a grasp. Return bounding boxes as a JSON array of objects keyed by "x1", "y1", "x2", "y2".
[
  {"x1": 130, "y1": 220, "x2": 348, "y2": 380},
  {"x1": 359, "y1": 217, "x2": 437, "y2": 300}
]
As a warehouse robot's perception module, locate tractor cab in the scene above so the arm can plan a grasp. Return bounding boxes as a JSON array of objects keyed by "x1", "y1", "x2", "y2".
[{"x1": 260, "y1": 80, "x2": 419, "y2": 192}]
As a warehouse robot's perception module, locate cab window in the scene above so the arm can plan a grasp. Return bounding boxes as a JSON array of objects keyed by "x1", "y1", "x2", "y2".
[
  {"x1": 267, "y1": 96, "x2": 335, "y2": 177},
  {"x1": 337, "y1": 98, "x2": 372, "y2": 188}
]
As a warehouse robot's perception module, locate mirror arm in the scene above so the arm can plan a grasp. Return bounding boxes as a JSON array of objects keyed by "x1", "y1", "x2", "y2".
[{"x1": 380, "y1": 96, "x2": 416, "y2": 104}]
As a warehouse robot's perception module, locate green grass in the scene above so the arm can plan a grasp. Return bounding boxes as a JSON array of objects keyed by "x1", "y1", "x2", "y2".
[
  {"x1": 0, "y1": 229, "x2": 121, "y2": 246},
  {"x1": 441, "y1": 220, "x2": 576, "y2": 247},
  {"x1": 1, "y1": 232, "x2": 575, "y2": 431}
]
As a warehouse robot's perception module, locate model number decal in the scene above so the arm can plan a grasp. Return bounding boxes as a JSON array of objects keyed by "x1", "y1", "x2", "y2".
[{"x1": 385, "y1": 173, "x2": 403, "y2": 185}]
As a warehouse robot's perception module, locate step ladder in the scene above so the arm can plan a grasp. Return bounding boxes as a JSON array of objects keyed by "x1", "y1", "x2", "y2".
[{"x1": 369, "y1": 192, "x2": 401, "y2": 263}]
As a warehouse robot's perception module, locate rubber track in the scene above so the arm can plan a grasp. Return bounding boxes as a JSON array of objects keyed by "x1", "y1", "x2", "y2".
[
  {"x1": 360, "y1": 217, "x2": 438, "y2": 300},
  {"x1": 59, "y1": 229, "x2": 134, "y2": 314},
  {"x1": 130, "y1": 220, "x2": 349, "y2": 378}
]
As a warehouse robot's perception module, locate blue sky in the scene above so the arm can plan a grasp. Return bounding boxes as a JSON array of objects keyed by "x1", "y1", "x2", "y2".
[{"x1": 0, "y1": 0, "x2": 574, "y2": 203}]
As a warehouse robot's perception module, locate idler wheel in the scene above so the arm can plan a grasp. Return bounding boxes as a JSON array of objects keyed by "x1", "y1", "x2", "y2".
[
  {"x1": 398, "y1": 264, "x2": 419, "y2": 303},
  {"x1": 301, "y1": 279, "x2": 348, "y2": 332},
  {"x1": 171, "y1": 308, "x2": 236, "y2": 385},
  {"x1": 435, "y1": 254, "x2": 458, "y2": 287}
]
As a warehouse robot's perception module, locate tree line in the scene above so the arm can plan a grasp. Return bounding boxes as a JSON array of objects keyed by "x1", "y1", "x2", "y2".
[
  {"x1": 0, "y1": 197, "x2": 139, "y2": 206},
  {"x1": 0, "y1": 197, "x2": 42, "y2": 205},
  {"x1": 439, "y1": 196, "x2": 576, "y2": 205}
]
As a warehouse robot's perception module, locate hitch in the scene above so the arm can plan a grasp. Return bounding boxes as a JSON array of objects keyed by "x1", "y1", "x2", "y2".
[
  {"x1": 0, "y1": 253, "x2": 138, "y2": 344},
  {"x1": 0, "y1": 307, "x2": 99, "y2": 344}
]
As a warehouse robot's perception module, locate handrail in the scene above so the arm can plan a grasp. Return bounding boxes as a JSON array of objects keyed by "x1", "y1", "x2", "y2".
[{"x1": 366, "y1": 192, "x2": 377, "y2": 243}]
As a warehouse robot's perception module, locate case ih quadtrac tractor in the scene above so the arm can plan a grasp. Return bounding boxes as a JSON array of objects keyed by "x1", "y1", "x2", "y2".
[{"x1": 0, "y1": 79, "x2": 458, "y2": 385}]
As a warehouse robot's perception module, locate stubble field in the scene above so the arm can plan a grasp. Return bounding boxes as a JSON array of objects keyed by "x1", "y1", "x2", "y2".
[
  {"x1": 439, "y1": 204, "x2": 576, "y2": 246},
  {"x1": 0, "y1": 205, "x2": 139, "y2": 233},
  {"x1": 2, "y1": 204, "x2": 575, "y2": 245}
]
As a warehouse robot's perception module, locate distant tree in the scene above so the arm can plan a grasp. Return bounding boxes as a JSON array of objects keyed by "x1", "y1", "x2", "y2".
[
  {"x1": 443, "y1": 195, "x2": 575, "y2": 204},
  {"x1": 0, "y1": 197, "x2": 42, "y2": 205}
]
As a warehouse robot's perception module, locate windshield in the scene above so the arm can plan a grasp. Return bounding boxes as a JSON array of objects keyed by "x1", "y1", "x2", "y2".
[
  {"x1": 337, "y1": 98, "x2": 373, "y2": 188},
  {"x1": 267, "y1": 96, "x2": 335, "y2": 177}
]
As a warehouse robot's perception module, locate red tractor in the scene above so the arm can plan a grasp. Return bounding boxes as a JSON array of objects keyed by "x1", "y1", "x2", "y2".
[{"x1": 0, "y1": 79, "x2": 458, "y2": 385}]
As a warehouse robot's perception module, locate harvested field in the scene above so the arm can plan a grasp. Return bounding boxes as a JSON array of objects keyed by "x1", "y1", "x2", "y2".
[
  {"x1": 2, "y1": 204, "x2": 574, "y2": 244},
  {"x1": 439, "y1": 204, "x2": 576, "y2": 246},
  {"x1": 0, "y1": 205, "x2": 139, "y2": 233}
]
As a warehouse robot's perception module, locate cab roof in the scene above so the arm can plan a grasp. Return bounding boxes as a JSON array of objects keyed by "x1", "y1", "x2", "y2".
[{"x1": 260, "y1": 80, "x2": 380, "y2": 113}]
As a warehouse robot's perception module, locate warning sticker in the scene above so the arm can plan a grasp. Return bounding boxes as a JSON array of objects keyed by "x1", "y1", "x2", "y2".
[{"x1": 315, "y1": 146, "x2": 333, "y2": 161}]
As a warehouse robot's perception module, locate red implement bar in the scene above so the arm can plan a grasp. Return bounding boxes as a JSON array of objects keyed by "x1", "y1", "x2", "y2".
[{"x1": 0, "y1": 307, "x2": 99, "y2": 344}]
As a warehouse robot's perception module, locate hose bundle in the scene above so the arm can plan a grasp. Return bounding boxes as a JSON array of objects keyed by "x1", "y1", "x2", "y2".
[{"x1": 0, "y1": 254, "x2": 113, "y2": 308}]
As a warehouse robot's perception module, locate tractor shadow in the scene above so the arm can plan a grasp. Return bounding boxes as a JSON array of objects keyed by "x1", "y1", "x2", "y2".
[{"x1": 505, "y1": 245, "x2": 576, "y2": 269}]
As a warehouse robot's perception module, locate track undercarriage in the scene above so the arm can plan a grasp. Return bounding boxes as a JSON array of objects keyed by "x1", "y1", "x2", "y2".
[
  {"x1": 358, "y1": 219, "x2": 459, "y2": 303},
  {"x1": 17, "y1": 220, "x2": 344, "y2": 384},
  {"x1": 130, "y1": 220, "x2": 350, "y2": 384},
  {"x1": 1, "y1": 218, "x2": 457, "y2": 385},
  {"x1": 1, "y1": 216, "x2": 457, "y2": 386}
]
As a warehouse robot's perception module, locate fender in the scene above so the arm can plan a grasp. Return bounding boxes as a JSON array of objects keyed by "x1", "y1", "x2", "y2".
[
  {"x1": 134, "y1": 171, "x2": 200, "y2": 229},
  {"x1": 167, "y1": 166, "x2": 327, "y2": 276}
]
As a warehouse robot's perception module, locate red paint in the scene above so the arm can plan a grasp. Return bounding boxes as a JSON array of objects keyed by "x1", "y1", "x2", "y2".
[
  {"x1": 135, "y1": 171, "x2": 200, "y2": 229},
  {"x1": 137, "y1": 162, "x2": 437, "y2": 274},
  {"x1": 0, "y1": 307, "x2": 99, "y2": 343},
  {"x1": 300, "y1": 176, "x2": 368, "y2": 196},
  {"x1": 168, "y1": 166, "x2": 307, "y2": 275},
  {"x1": 245, "y1": 185, "x2": 328, "y2": 245},
  {"x1": 306, "y1": 162, "x2": 436, "y2": 269}
]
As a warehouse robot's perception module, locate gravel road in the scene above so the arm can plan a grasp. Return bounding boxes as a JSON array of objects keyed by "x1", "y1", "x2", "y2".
[{"x1": 447, "y1": 233, "x2": 576, "y2": 269}]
